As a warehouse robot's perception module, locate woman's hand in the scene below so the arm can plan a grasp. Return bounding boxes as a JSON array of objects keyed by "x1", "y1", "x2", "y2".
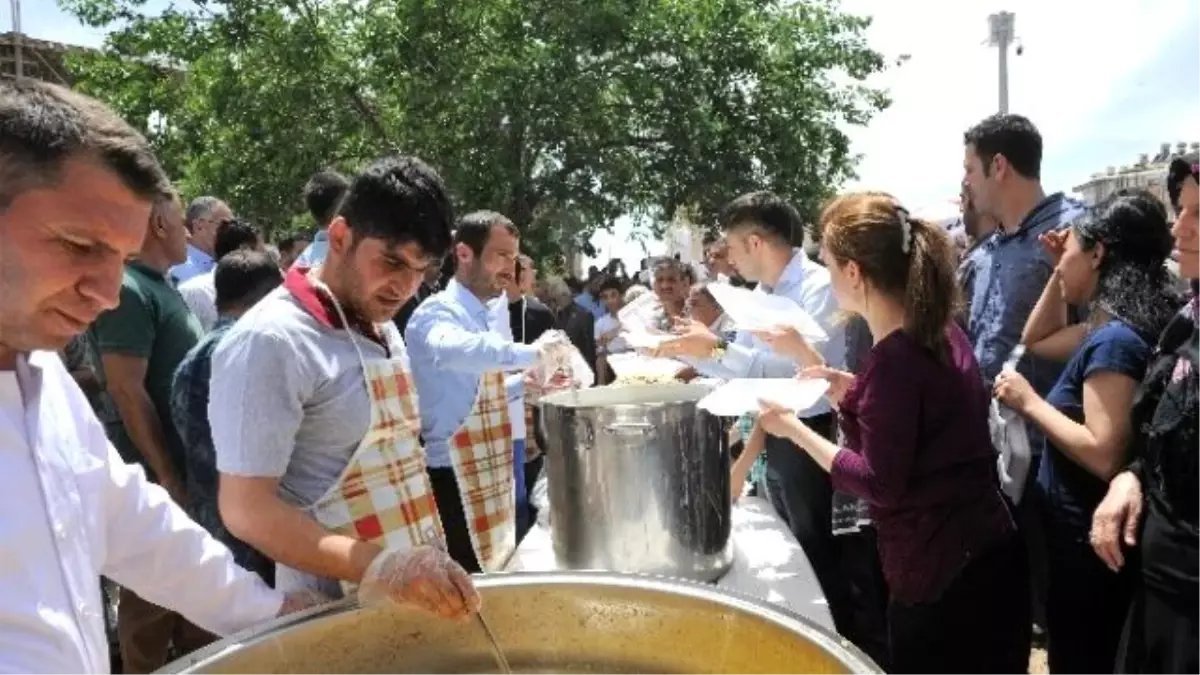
[
  {"x1": 1039, "y1": 229, "x2": 1069, "y2": 265},
  {"x1": 756, "y1": 400, "x2": 802, "y2": 440},
  {"x1": 993, "y1": 369, "x2": 1038, "y2": 414},
  {"x1": 798, "y1": 365, "x2": 855, "y2": 408},
  {"x1": 752, "y1": 325, "x2": 823, "y2": 368},
  {"x1": 1090, "y1": 471, "x2": 1144, "y2": 573}
]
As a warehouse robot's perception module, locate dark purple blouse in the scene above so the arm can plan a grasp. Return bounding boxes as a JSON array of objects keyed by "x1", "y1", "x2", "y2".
[{"x1": 831, "y1": 323, "x2": 1014, "y2": 604}]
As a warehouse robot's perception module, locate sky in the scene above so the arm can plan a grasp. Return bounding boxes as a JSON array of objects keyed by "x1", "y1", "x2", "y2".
[{"x1": 10, "y1": 0, "x2": 1199, "y2": 268}]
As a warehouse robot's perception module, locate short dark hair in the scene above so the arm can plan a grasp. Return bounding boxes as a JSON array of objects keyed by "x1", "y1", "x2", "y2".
[
  {"x1": 963, "y1": 114, "x2": 1043, "y2": 180},
  {"x1": 303, "y1": 169, "x2": 350, "y2": 227},
  {"x1": 185, "y1": 196, "x2": 226, "y2": 233},
  {"x1": 1166, "y1": 157, "x2": 1199, "y2": 213},
  {"x1": 214, "y1": 218, "x2": 262, "y2": 259},
  {"x1": 0, "y1": 79, "x2": 170, "y2": 209},
  {"x1": 277, "y1": 234, "x2": 307, "y2": 255},
  {"x1": 454, "y1": 210, "x2": 519, "y2": 256},
  {"x1": 339, "y1": 155, "x2": 454, "y2": 258},
  {"x1": 718, "y1": 191, "x2": 802, "y2": 245},
  {"x1": 598, "y1": 275, "x2": 624, "y2": 294},
  {"x1": 214, "y1": 249, "x2": 283, "y2": 314}
]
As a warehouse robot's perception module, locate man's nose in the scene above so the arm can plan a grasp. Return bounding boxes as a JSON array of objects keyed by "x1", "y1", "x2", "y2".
[{"x1": 78, "y1": 260, "x2": 126, "y2": 311}]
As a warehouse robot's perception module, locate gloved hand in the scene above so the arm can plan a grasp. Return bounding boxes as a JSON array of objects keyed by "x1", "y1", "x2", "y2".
[
  {"x1": 532, "y1": 329, "x2": 575, "y2": 373},
  {"x1": 358, "y1": 545, "x2": 481, "y2": 620},
  {"x1": 277, "y1": 589, "x2": 330, "y2": 617}
]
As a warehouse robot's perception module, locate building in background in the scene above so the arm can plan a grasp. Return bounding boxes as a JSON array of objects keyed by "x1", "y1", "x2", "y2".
[
  {"x1": 0, "y1": 32, "x2": 76, "y2": 85},
  {"x1": 1074, "y1": 141, "x2": 1200, "y2": 207}
]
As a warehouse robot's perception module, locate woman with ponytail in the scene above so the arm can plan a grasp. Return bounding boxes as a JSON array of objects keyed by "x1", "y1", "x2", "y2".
[
  {"x1": 755, "y1": 191, "x2": 1028, "y2": 673},
  {"x1": 994, "y1": 189, "x2": 1181, "y2": 674}
]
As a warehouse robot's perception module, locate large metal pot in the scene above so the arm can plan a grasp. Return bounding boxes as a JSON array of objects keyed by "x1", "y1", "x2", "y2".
[
  {"x1": 539, "y1": 383, "x2": 733, "y2": 581},
  {"x1": 159, "y1": 573, "x2": 881, "y2": 673}
]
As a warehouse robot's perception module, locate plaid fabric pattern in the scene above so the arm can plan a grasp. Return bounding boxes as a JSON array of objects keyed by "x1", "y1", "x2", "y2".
[
  {"x1": 309, "y1": 338, "x2": 442, "y2": 559},
  {"x1": 448, "y1": 370, "x2": 516, "y2": 571}
]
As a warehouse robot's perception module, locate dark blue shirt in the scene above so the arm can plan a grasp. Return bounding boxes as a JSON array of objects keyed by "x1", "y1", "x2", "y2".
[
  {"x1": 1037, "y1": 319, "x2": 1152, "y2": 534},
  {"x1": 170, "y1": 317, "x2": 272, "y2": 579},
  {"x1": 961, "y1": 192, "x2": 1087, "y2": 392}
]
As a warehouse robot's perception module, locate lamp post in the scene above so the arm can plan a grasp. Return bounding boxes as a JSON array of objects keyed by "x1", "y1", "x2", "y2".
[
  {"x1": 9, "y1": 0, "x2": 22, "y2": 80},
  {"x1": 986, "y1": 12, "x2": 1016, "y2": 114}
]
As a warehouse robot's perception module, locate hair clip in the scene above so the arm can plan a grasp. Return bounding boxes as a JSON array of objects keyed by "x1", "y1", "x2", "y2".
[{"x1": 896, "y1": 206, "x2": 912, "y2": 254}]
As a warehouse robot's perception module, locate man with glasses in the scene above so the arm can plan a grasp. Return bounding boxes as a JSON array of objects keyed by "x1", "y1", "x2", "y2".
[{"x1": 169, "y1": 197, "x2": 235, "y2": 285}]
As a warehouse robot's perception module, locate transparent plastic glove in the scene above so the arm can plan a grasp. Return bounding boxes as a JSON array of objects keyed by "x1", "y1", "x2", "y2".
[
  {"x1": 358, "y1": 545, "x2": 481, "y2": 620},
  {"x1": 277, "y1": 589, "x2": 329, "y2": 617},
  {"x1": 532, "y1": 329, "x2": 574, "y2": 374}
]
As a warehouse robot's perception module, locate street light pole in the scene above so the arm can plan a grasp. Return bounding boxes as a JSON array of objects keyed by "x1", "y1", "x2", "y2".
[
  {"x1": 986, "y1": 11, "x2": 1015, "y2": 114},
  {"x1": 9, "y1": 0, "x2": 22, "y2": 80}
]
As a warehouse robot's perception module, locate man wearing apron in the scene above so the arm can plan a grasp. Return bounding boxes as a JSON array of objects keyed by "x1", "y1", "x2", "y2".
[
  {"x1": 405, "y1": 211, "x2": 578, "y2": 573},
  {"x1": 209, "y1": 156, "x2": 477, "y2": 617}
]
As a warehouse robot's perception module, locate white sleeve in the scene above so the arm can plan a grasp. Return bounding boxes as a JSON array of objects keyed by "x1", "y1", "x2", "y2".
[
  {"x1": 95, "y1": 414, "x2": 283, "y2": 636},
  {"x1": 179, "y1": 279, "x2": 217, "y2": 332}
]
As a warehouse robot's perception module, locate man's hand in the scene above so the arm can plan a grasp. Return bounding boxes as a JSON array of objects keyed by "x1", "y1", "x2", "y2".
[
  {"x1": 358, "y1": 545, "x2": 481, "y2": 621},
  {"x1": 652, "y1": 318, "x2": 719, "y2": 358}
]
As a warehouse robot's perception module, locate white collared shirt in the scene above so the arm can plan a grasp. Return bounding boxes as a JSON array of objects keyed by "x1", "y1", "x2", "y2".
[
  {"x1": 0, "y1": 351, "x2": 283, "y2": 674},
  {"x1": 178, "y1": 270, "x2": 219, "y2": 332},
  {"x1": 169, "y1": 244, "x2": 216, "y2": 285},
  {"x1": 693, "y1": 248, "x2": 846, "y2": 417}
]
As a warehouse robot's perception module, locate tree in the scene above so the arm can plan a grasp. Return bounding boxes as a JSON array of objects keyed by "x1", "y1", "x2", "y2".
[{"x1": 60, "y1": 0, "x2": 890, "y2": 253}]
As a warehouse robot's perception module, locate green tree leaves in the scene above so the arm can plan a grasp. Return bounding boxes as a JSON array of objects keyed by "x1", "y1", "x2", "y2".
[{"x1": 59, "y1": 0, "x2": 888, "y2": 253}]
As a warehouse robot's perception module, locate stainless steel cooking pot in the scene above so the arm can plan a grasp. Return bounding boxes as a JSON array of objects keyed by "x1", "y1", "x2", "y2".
[
  {"x1": 158, "y1": 573, "x2": 881, "y2": 673},
  {"x1": 538, "y1": 383, "x2": 733, "y2": 581}
]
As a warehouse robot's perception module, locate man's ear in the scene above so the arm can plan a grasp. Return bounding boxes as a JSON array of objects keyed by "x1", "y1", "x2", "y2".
[{"x1": 327, "y1": 216, "x2": 351, "y2": 255}]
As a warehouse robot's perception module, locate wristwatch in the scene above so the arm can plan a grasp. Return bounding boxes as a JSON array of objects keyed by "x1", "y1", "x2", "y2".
[{"x1": 710, "y1": 336, "x2": 729, "y2": 360}]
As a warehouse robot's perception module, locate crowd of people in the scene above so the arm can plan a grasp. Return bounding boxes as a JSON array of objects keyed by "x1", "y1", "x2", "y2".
[{"x1": 1, "y1": 77, "x2": 1196, "y2": 675}]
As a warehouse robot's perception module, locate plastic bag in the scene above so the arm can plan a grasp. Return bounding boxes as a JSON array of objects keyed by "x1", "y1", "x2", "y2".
[
  {"x1": 991, "y1": 398, "x2": 1032, "y2": 505},
  {"x1": 697, "y1": 378, "x2": 830, "y2": 417}
]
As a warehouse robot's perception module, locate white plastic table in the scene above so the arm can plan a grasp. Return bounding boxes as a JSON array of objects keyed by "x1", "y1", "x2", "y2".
[{"x1": 505, "y1": 495, "x2": 834, "y2": 631}]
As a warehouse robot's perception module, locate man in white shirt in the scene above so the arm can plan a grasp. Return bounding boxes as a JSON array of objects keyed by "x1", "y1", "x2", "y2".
[
  {"x1": 178, "y1": 218, "x2": 264, "y2": 331},
  {"x1": 654, "y1": 191, "x2": 855, "y2": 641},
  {"x1": 0, "y1": 79, "x2": 315, "y2": 674},
  {"x1": 169, "y1": 197, "x2": 234, "y2": 285}
]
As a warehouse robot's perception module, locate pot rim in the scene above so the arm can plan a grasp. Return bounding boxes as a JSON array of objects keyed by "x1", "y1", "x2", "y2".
[
  {"x1": 539, "y1": 382, "x2": 717, "y2": 410},
  {"x1": 157, "y1": 571, "x2": 881, "y2": 674}
]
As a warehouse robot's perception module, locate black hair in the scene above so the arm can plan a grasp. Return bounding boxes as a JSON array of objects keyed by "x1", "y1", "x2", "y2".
[
  {"x1": 1073, "y1": 190, "x2": 1181, "y2": 341},
  {"x1": 303, "y1": 169, "x2": 350, "y2": 227},
  {"x1": 718, "y1": 191, "x2": 801, "y2": 246},
  {"x1": 339, "y1": 156, "x2": 454, "y2": 258},
  {"x1": 963, "y1": 114, "x2": 1043, "y2": 180},
  {"x1": 277, "y1": 234, "x2": 307, "y2": 255},
  {"x1": 1166, "y1": 157, "x2": 1199, "y2": 213},
  {"x1": 214, "y1": 249, "x2": 283, "y2": 314},
  {"x1": 454, "y1": 210, "x2": 518, "y2": 256},
  {"x1": 214, "y1": 218, "x2": 262, "y2": 259},
  {"x1": 598, "y1": 275, "x2": 624, "y2": 294},
  {"x1": 0, "y1": 79, "x2": 170, "y2": 209},
  {"x1": 184, "y1": 196, "x2": 226, "y2": 233}
]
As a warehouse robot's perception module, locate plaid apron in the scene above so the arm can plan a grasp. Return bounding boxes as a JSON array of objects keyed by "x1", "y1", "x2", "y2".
[
  {"x1": 304, "y1": 292, "x2": 443, "y2": 594},
  {"x1": 447, "y1": 370, "x2": 516, "y2": 572}
]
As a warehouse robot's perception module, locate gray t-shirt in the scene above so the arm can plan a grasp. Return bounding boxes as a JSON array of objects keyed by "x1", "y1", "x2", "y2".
[{"x1": 210, "y1": 287, "x2": 405, "y2": 594}]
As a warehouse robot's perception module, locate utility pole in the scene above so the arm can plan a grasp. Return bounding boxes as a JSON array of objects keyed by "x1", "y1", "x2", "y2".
[
  {"x1": 986, "y1": 11, "x2": 1015, "y2": 114},
  {"x1": 9, "y1": 0, "x2": 22, "y2": 80}
]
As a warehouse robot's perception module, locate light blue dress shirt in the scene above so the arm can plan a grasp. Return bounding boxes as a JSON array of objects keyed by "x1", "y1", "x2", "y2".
[
  {"x1": 691, "y1": 248, "x2": 846, "y2": 418},
  {"x1": 169, "y1": 244, "x2": 215, "y2": 285},
  {"x1": 574, "y1": 292, "x2": 607, "y2": 319},
  {"x1": 293, "y1": 229, "x2": 329, "y2": 269},
  {"x1": 405, "y1": 279, "x2": 541, "y2": 468}
]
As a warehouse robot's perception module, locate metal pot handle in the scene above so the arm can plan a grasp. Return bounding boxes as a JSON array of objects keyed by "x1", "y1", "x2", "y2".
[{"x1": 603, "y1": 421, "x2": 657, "y2": 436}]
